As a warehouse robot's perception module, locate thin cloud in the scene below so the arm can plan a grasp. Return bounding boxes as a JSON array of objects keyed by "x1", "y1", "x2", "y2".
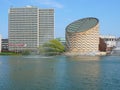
[
  {"x1": 33, "y1": 0, "x2": 64, "y2": 8},
  {"x1": 5, "y1": 0, "x2": 64, "y2": 8}
]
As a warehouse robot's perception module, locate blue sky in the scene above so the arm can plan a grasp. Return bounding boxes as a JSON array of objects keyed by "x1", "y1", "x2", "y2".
[{"x1": 0, "y1": 0, "x2": 120, "y2": 38}]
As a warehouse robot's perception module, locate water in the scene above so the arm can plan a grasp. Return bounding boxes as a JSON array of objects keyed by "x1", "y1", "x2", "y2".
[{"x1": 0, "y1": 55, "x2": 120, "y2": 90}]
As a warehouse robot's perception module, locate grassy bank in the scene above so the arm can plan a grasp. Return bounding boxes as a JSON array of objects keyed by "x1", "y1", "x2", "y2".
[{"x1": 0, "y1": 52, "x2": 20, "y2": 56}]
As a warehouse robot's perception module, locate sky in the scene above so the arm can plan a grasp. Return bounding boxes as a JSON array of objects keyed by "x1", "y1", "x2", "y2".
[{"x1": 1, "y1": 0, "x2": 120, "y2": 38}]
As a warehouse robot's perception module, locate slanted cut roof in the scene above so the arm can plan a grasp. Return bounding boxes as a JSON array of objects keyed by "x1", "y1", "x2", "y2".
[{"x1": 66, "y1": 17, "x2": 99, "y2": 32}]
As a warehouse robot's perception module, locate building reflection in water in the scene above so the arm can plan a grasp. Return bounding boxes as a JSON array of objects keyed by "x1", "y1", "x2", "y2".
[{"x1": 0, "y1": 56, "x2": 103, "y2": 90}]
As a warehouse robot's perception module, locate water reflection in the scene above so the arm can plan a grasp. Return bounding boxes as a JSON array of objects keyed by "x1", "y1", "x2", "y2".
[
  {"x1": 65, "y1": 56, "x2": 100, "y2": 90},
  {"x1": 69, "y1": 55, "x2": 101, "y2": 61},
  {"x1": 0, "y1": 56, "x2": 120, "y2": 90}
]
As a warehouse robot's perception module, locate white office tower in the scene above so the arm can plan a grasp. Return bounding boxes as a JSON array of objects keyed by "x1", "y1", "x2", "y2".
[
  {"x1": 8, "y1": 6, "x2": 54, "y2": 52},
  {"x1": 0, "y1": 34, "x2": 1, "y2": 52}
]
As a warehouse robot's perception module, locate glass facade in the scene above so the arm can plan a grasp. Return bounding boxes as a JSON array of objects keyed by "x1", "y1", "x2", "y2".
[{"x1": 8, "y1": 6, "x2": 54, "y2": 51}]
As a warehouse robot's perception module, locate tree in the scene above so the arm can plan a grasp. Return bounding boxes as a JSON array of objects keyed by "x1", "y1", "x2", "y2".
[
  {"x1": 21, "y1": 49, "x2": 31, "y2": 55},
  {"x1": 39, "y1": 39, "x2": 65, "y2": 55}
]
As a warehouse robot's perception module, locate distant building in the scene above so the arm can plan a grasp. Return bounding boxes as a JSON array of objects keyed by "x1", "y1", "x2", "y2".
[
  {"x1": 100, "y1": 35, "x2": 116, "y2": 53},
  {"x1": 100, "y1": 35, "x2": 116, "y2": 47},
  {"x1": 2, "y1": 39, "x2": 8, "y2": 52},
  {"x1": 0, "y1": 35, "x2": 1, "y2": 52},
  {"x1": 56, "y1": 37, "x2": 66, "y2": 46},
  {"x1": 111, "y1": 38, "x2": 120, "y2": 55},
  {"x1": 65, "y1": 17, "x2": 99, "y2": 55},
  {"x1": 8, "y1": 6, "x2": 54, "y2": 52},
  {"x1": 99, "y1": 38, "x2": 107, "y2": 52}
]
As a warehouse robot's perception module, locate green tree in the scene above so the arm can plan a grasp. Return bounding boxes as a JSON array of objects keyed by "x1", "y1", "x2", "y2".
[
  {"x1": 21, "y1": 49, "x2": 31, "y2": 55},
  {"x1": 40, "y1": 39, "x2": 65, "y2": 55}
]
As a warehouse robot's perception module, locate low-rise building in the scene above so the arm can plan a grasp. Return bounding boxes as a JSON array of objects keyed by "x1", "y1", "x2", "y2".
[
  {"x1": 100, "y1": 35, "x2": 117, "y2": 53},
  {"x1": 99, "y1": 38, "x2": 107, "y2": 52},
  {"x1": 56, "y1": 37, "x2": 66, "y2": 46},
  {"x1": 0, "y1": 35, "x2": 1, "y2": 52},
  {"x1": 111, "y1": 38, "x2": 120, "y2": 55},
  {"x1": 100, "y1": 35, "x2": 116, "y2": 47},
  {"x1": 2, "y1": 39, "x2": 8, "y2": 52}
]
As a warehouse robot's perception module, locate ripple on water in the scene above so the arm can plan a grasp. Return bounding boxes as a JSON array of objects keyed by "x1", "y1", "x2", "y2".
[{"x1": 0, "y1": 56, "x2": 120, "y2": 90}]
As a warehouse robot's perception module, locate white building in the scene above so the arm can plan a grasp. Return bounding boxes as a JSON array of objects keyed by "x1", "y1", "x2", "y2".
[
  {"x1": 0, "y1": 35, "x2": 1, "y2": 52},
  {"x1": 8, "y1": 6, "x2": 54, "y2": 51},
  {"x1": 100, "y1": 35, "x2": 116, "y2": 48}
]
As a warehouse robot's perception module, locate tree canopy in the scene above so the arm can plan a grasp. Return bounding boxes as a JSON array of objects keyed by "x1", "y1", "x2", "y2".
[{"x1": 39, "y1": 39, "x2": 65, "y2": 55}]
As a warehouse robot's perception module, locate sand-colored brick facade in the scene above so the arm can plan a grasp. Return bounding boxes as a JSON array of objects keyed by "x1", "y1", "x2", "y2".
[{"x1": 66, "y1": 17, "x2": 99, "y2": 55}]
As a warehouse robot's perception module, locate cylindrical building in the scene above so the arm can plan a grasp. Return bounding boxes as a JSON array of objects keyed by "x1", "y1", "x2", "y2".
[{"x1": 66, "y1": 17, "x2": 99, "y2": 55}]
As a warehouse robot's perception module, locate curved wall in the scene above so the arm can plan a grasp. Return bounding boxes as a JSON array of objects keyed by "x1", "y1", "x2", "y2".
[{"x1": 66, "y1": 17, "x2": 99, "y2": 54}]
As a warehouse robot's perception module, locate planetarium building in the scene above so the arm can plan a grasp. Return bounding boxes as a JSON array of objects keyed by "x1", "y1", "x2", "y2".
[{"x1": 66, "y1": 17, "x2": 99, "y2": 55}]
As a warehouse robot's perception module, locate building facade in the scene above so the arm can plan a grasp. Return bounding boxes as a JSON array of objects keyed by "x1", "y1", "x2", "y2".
[
  {"x1": 100, "y1": 35, "x2": 116, "y2": 48},
  {"x1": 100, "y1": 35, "x2": 116, "y2": 53},
  {"x1": 0, "y1": 35, "x2": 1, "y2": 52},
  {"x1": 8, "y1": 6, "x2": 54, "y2": 51},
  {"x1": 66, "y1": 17, "x2": 99, "y2": 55},
  {"x1": 2, "y1": 39, "x2": 8, "y2": 52},
  {"x1": 99, "y1": 38, "x2": 107, "y2": 52},
  {"x1": 111, "y1": 38, "x2": 120, "y2": 55},
  {"x1": 56, "y1": 37, "x2": 66, "y2": 46}
]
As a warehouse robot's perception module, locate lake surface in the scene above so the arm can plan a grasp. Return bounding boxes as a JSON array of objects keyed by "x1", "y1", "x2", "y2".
[{"x1": 0, "y1": 55, "x2": 120, "y2": 90}]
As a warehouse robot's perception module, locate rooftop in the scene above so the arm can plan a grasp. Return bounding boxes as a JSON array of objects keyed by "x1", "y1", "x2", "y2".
[{"x1": 66, "y1": 17, "x2": 99, "y2": 32}]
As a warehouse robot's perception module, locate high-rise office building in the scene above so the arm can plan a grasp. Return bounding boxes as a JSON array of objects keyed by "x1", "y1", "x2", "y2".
[{"x1": 8, "y1": 6, "x2": 54, "y2": 51}]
